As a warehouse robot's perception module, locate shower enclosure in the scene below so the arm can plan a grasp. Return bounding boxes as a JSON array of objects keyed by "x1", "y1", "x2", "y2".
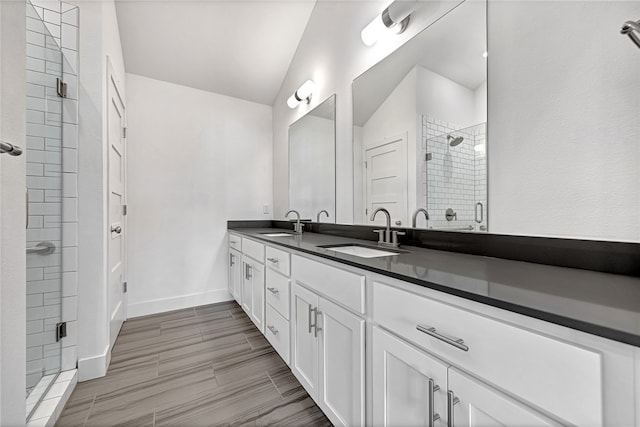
[
  {"x1": 422, "y1": 119, "x2": 488, "y2": 232},
  {"x1": 25, "y1": 0, "x2": 79, "y2": 420}
]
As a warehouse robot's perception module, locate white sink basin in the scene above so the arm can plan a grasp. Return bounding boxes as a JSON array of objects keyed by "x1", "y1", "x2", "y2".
[
  {"x1": 320, "y1": 245, "x2": 399, "y2": 258},
  {"x1": 261, "y1": 232, "x2": 295, "y2": 237}
]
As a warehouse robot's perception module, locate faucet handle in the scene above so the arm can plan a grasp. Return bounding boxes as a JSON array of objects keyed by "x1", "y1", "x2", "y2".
[
  {"x1": 391, "y1": 230, "x2": 406, "y2": 246},
  {"x1": 373, "y1": 229, "x2": 385, "y2": 244}
]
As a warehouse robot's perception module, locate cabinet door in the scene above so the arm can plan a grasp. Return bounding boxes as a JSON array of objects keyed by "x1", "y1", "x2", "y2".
[
  {"x1": 318, "y1": 297, "x2": 365, "y2": 427},
  {"x1": 291, "y1": 282, "x2": 319, "y2": 398},
  {"x1": 241, "y1": 258, "x2": 252, "y2": 316},
  {"x1": 229, "y1": 249, "x2": 242, "y2": 304},
  {"x1": 249, "y1": 259, "x2": 264, "y2": 333},
  {"x1": 448, "y1": 368, "x2": 561, "y2": 427},
  {"x1": 372, "y1": 326, "x2": 448, "y2": 427}
]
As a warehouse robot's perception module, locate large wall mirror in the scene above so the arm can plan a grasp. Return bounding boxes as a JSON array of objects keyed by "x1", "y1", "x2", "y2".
[
  {"x1": 289, "y1": 94, "x2": 336, "y2": 222},
  {"x1": 353, "y1": 0, "x2": 487, "y2": 232},
  {"x1": 353, "y1": 0, "x2": 640, "y2": 242}
]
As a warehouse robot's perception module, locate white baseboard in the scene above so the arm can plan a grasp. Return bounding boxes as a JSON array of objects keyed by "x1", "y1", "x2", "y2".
[
  {"x1": 77, "y1": 345, "x2": 110, "y2": 382},
  {"x1": 127, "y1": 289, "x2": 233, "y2": 318}
]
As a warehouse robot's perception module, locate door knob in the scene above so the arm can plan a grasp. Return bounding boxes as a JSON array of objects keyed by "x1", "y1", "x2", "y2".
[{"x1": 111, "y1": 225, "x2": 122, "y2": 234}]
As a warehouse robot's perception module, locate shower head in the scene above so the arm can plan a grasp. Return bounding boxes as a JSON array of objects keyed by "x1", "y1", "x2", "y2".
[{"x1": 447, "y1": 135, "x2": 464, "y2": 147}]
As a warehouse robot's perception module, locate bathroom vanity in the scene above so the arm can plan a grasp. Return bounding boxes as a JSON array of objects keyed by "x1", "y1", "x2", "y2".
[{"x1": 227, "y1": 224, "x2": 640, "y2": 427}]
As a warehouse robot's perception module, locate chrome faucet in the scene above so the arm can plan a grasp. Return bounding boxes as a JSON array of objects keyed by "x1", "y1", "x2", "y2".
[
  {"x1": 370, "y1": 207, "x2": 404, "y2": 247},
  {"x1": 285, "y1": 209, "x2": 304, "y2": 234},
  {"x1": 316, "y1": 209, "x2": 329, "y2": 223},
  {"x1": 412, "y1": 208, "x2": 430, "y2": 228}
]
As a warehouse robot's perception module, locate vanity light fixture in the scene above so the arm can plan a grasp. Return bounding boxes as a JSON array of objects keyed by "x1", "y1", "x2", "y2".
[
  {"x1": 287, "y1": 80, "x2": 315, "y2": 109},
  {"x1": 361, "y1": 0, "x2": 417, "y2": 46}
]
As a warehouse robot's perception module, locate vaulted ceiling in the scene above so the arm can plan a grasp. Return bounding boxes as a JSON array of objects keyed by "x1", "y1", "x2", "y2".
[{"x1": 115, "y1": 0, "x2": 317, "y2": 105}]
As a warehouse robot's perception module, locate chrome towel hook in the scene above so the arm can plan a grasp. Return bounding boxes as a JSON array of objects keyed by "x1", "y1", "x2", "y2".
[{"x1": 621, "y1": 19, "x2": 640, "y2": 50}]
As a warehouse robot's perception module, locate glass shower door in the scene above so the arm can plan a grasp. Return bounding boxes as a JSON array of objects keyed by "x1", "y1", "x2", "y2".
[{"x1": 25, "y1": 0, "x2": 63, "y2": 419}]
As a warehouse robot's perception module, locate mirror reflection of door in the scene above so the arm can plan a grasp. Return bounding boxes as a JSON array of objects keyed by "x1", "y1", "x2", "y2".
[{"x1": 364, "y1": 134, "x2": 407, "y2": 226}]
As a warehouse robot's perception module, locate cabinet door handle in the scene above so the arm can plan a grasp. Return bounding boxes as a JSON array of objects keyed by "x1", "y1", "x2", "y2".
[
  {"x1": 416, "y1": 324, "x2": 469, "y2": 352},
  {"x1": 246, "y1": 264, "x2": 252, "y2": 279},
  {"x1": 267, "y1": 257, "x2": 279, "y2": 264},
  {"x1": 313, "y1": 309, "x2": 321, "y2": 338},
  {"x1": 230, "y1": 253, "x2": 235, "y2": 267},
  {"x1": 447, "y1": 390, "x2": 460, "y2": 427},
  {"x1": 308, "y1": 305, "x2": 319, "y2": 335},
  {"x1": 267, "y1": 325, "x2": 278, "y2": 335},
  {"x1": 429, "y1": 378, "x2": 441, "y2": 427},
  {"x1": 267, "y1": 287, "x2": 279, "y2": 295}
]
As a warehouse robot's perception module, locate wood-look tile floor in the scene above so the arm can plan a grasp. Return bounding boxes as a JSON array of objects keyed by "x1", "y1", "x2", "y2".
[{"x1": 56, "y1": 301, "x2": 332, "y2": 427}]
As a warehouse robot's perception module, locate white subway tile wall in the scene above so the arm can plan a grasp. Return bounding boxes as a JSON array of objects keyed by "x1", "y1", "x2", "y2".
[
  {"x1": 420, "y1": 116, "x2": 487, "y2": 232},
  {"x1": 26, "y1": 0, "x2": 79, "y2": 422}
]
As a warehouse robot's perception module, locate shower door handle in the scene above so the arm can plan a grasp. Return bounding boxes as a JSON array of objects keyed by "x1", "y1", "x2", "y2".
[
  {"x1": 0, "y1": 140, "x2": 23, "y2": 156},
  {"x1": 475, "y1": 202, "x2": 483, "y2": 224}
]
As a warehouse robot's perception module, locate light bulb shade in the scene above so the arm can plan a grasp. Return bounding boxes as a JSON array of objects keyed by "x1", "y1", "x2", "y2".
[
  {"x1": 361, "y1": 15, "x2": 387, "y2": 46},
  {"x1": 287, "y1": 80, "x2": 315, "y2": 108},
  {"x1": 361, "y1": 1, "x2": 417, "y2": 46},
  {"x1": 287, "y1": 94, "x2": 299, "y2": 109},
  {"x1": 296, "y1": 80, "x2": 315, "y2": 100}
]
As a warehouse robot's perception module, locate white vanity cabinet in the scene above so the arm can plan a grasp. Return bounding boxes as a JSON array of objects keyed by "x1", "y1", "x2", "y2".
[
  {"x1": 291, "y1": 256, "x2": 366, "y2": 427},
  {"x1": 227, "y1": 232, "x2": 639, "y2": 427},
  {"x1": 240, "y1": 237, "x2": 265, "y2": 333},
  {"x1": 372, "y1": 281, "x2": 606, "y2": 426}
]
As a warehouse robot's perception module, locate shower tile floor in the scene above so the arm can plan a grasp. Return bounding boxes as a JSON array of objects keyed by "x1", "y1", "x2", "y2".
[{"x1": 56, "y1": 301, "x2": 332, "y2": 426}]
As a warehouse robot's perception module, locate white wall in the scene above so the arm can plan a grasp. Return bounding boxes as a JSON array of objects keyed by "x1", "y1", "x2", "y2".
[
  {"x1": 69, "y1": 0, "x2": 127, "y2": 380},
  {"x1": 488, "y1": 1, "x2": 640, "y2": 241},
  {"x1": 126, "y1": 73, "x2": 272, "y2": 317},
  {"x1": 416, "y1": 66, "x2": 479, "y2": 129},
  {"x1": 0, "y1": 1, "x2": 27, "y2": 423},
  {"x1": 273, "y1": 0, "x2": 462, "y2": 223}
]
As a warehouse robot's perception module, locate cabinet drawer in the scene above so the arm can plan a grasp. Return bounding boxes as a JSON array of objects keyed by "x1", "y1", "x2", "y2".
[
  {"x1": 266, "y1": 269, "x2": 290, "y2": 319},
  {"x1": 292, "y1": 255, "x2": 365, "y2": 314},
  {"x1": 265, "y1": 304, "x2": 290, "y2": 365},
  {"x1": 228, "y1": 233, "x2": 242, "y2": 251},
  {"x1": 266, "y1": 246, "x2": 291, "y2": 276},
  {"x1": 373, "y1": 282, "x2": 602, "y2": 426},
  {"x1": 242, "y1": 237, "x2": 264, "y2": 263}
]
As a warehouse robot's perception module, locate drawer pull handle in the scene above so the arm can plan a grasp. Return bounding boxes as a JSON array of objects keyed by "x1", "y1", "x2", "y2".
[
  {"x1": 230, "y1": 240, "x2": 237, "y2": 244},
  {"x1": 267, "y1": 325, "x2": 278, "y2": 335},
  {"x1": 447, "y1": 390, "x2": 460, "y2": 427},
  {"x1": 267, "y1": 287, "x2": 279, "y2": 295},
  {"x1": 416, "y1": 325, "x2": 469, "y2": 352},
  {"x1": 267, "y1": 257, "x2": 279, "y2": 264},
  {"x1": 429, "y1": 378, "x2": 440, "y2": 427}
]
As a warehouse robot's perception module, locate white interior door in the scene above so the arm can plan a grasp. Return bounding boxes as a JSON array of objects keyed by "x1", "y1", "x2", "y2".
[
  {"x1": 364, "y1": 133, "x2": 408, "y2": 226},
  {"x1": 107, "y1": 60, "x2": 126, "y2": 349}
]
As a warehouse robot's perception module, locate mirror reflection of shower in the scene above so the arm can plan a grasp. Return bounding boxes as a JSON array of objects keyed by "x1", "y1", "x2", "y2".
[{"x1": 423, "y1": 120, "x2": 487, "y2": 233}]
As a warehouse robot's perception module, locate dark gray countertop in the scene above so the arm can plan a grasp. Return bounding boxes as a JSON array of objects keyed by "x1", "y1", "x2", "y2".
[{"x1": 229, "y1": 227, "x2": 640, "y2": 347}]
